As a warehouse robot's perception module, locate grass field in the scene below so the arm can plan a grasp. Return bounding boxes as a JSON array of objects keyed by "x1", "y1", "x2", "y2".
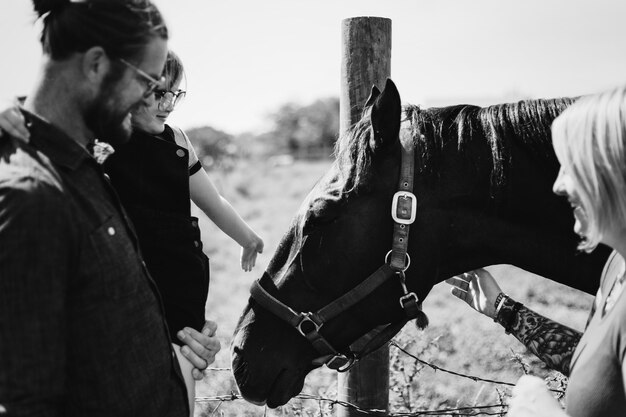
[{"x1": 191, "y1": 158, "x2": 593, "y2": 416}]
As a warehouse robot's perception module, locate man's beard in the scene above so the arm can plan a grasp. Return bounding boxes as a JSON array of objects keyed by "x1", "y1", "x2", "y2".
[{"x1": 84, "y1": 73, "x2": 138, "y2": 148}]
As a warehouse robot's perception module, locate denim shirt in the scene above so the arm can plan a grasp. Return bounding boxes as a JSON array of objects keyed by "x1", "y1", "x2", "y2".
[{"x1": 0, "y1": 111, "x2": 188, "y2": 417}]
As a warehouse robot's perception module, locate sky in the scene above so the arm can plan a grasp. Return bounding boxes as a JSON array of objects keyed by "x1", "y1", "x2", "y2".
[{"x1": 2, "y1": 0, "x2": 626, "y2": 134}]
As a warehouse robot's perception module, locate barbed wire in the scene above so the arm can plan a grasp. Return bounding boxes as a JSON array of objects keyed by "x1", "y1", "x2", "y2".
[
  {"x1": 388, "y1": 341, "x2": 565, "y2": 395},
  {"x1": 389, "y1": 341, "x2": 516, "y2": 387},
  {"x1": 197, "y1": 339, "x2": 566, "y2": 415},
  {"x1": 206, "y1": 367, "x2": 232, "y2": 372},
  {"x1": 195, "y1": 391, "x2": 508, "y2": 417}
]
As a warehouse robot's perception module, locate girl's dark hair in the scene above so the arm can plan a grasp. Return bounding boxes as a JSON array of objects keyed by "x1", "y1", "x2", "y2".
[
  {"x1": 33, "y1": 0, "x2": 168, "y2": 61},
  {"x1": 163, "y1": 50, "x2": 185, "y2": 89}
]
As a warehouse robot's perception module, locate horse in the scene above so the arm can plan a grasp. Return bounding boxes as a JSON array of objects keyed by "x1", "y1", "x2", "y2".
[{"x1": 230, "y1": 79, "x2": 611, "y2": 407}]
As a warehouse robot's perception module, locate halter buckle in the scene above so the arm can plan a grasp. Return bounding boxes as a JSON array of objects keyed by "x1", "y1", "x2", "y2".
[
  {"x1": 399, "y1": 292, "x2": 419, "y2": 308},
  {"x1": 391, "y1": 191, "x2": 417, "y2": 225},
  {"x1": 296, "y1": 312, "x2": 322, "y2": 337},
  {"x1": 326, "y1": 352, "x2": 356, "y2": 372}
]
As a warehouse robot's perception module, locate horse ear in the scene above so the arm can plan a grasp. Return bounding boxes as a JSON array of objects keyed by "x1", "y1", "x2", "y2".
[
  {"x1": 363, "y1": 85, "x2": 381, "y2": 111},
  {"x1": 369, "y1": 79, "x2": 401, "y2": 152}
]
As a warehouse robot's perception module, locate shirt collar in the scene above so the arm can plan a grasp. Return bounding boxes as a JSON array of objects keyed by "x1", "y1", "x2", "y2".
[{"x1": 20, "y1": 109, "x2": 95, "y2": 171}]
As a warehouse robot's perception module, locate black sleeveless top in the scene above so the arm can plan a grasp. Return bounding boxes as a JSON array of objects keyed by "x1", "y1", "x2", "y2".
[{"x1": 104, "y1": 125, "x2": 209, "y2": 344}]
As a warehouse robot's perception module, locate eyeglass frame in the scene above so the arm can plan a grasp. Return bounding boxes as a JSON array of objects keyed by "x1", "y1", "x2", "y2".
[
  {"x1": 118, "y1": 58, "x2": 165, "y2": 98},
  {"x1": 154, "y1": 89, "x2": 187, "y2": 111}
]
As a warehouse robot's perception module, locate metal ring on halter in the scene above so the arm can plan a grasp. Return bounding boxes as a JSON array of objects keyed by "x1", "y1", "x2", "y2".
[{"x1": 384, "y1": 250, "x2": 411, "y2": 272}]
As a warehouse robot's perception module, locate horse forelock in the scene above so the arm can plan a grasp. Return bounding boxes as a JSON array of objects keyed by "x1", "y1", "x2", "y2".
[{"x1": 332, "y1": 114, "x2": 374, "y2": 196}]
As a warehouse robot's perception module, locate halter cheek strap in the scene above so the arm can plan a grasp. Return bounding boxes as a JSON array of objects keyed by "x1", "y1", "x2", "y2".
[{"x1": 389, "y1": 137, "x2": 420, "y2": 319}]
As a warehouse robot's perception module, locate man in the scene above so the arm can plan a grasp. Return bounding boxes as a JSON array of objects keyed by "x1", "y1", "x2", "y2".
[{"x1": 0, "y1": 1, "x2": 219, "y2": 416}]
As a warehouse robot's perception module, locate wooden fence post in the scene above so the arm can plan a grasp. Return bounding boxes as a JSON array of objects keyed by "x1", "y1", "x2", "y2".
[{"x1": 337, "y1": 16, "x2": 392, "y2": 417}]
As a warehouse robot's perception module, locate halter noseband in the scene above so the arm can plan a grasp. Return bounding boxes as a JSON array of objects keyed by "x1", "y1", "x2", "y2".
[{"x1": 249, "y1": 138, "x2": 421, "y2": 372}]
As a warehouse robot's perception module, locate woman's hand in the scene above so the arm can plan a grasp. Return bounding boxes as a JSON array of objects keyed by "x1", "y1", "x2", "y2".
[
  {"x1": 241, "y1": 234, "x2": 264, "y2": 272},
  {"x1": 445, "y1": 268, "x2": 503, "y2": 319},
  {"x1": 508, "y1": 375, "x2": 569, "y2": 417},
  {"x1": 0, "y1": 103, "x2": 29, "y2": 142}
]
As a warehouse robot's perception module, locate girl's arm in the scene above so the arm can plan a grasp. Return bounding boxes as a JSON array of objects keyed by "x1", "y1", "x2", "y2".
[{"x1": 189, "y1": 168, "x2": 263, "y2": 271}]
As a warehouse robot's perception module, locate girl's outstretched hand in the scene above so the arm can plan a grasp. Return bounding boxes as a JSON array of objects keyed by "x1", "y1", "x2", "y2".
[
  {"x1": 241, "y1": 234, "x2": 264, "y2": 272},
  {"x1": 445, "y1": 268, "x2": 502, "y2": 319}
]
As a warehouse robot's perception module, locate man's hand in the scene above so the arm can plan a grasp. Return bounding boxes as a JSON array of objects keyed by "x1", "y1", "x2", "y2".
[
  {"x1": 177, "y1": 320, "x2": 221, "y2": 380},
  {"x1": 0, "y1": 102, "x2": 29, "y2": 142}
]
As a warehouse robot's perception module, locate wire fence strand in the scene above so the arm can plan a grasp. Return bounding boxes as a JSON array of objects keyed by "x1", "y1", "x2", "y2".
[
  {"x1": 196, "y1": 338, "x2": 566, "y2": 416},
  {"x1": 195, "y1": 392, "x2": 508, "y2": 417}
]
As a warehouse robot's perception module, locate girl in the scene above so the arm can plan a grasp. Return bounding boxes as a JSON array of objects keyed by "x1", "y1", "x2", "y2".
[{"x1": 106, "y1": 51, "x2": 264, "y2": 412}]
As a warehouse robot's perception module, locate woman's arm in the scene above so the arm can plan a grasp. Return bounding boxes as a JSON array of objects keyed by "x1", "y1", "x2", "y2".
[
  {"x1": 189, "y1": 168, "x2": 263, "y2": 271},
  {"x1": 497, "y1": 296, "x2": 581, "y2": 376},
  {"x1": 447, "y1": 269, "x2": 582, "y2": 376}
]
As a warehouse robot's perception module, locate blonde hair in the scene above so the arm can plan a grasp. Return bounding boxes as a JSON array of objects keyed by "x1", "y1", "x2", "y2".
[{"x1": 551, "y1": 86, "x2": 626, "y2": 251}]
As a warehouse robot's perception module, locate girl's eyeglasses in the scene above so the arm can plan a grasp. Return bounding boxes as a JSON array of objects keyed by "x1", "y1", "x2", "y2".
[
  {"x1": 118, "y1": 58, "x2": 165, "y2": 98},
  {"x1": 154, "y1": 89, "x2": 187, "y2": 111}
]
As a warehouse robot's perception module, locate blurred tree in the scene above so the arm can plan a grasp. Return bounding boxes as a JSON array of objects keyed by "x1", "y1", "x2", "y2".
[
  {"x1": 183, "y1": 97, "x2": 339, "y2": 168},
  {"x1": 185, "y1": 126, "x2": 237, "y2": 170},
  {"x1": 270, "y1": 97, "x2": 339, "y2": 157}
]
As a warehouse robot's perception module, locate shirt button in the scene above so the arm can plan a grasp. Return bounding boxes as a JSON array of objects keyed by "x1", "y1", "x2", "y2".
[
  {"x1": 107, "y1": 227, "x2": 116, "y2": 236},
  {"x1": 176, "y1": 149, "x2": 186, "y2": 157},
  {"x1": 193, "y1": 240, "x2": 200, "y2": 248},
  {"x1": 191, "y1": 220, "x2": 198, "y2": 228}
]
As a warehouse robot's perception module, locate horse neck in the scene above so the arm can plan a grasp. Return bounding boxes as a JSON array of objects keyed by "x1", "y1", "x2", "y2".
[{"x1": 424, "y1": 111, "x2": 610, "y2": 294}]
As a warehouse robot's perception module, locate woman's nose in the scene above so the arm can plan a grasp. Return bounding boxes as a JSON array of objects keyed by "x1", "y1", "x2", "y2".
[{"x1": 552, "y1": 168, "x2": 566, "y2": 196}]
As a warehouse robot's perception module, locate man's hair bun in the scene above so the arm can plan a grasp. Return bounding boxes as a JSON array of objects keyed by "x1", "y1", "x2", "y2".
[{"x1": 32, "y1": 0, "x2": 70, "y2": 17}]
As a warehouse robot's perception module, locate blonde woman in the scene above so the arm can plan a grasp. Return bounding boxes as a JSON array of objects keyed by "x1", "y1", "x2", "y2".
[{"x1": 447, "y1": 86, "x2": 626, "y2": 416}]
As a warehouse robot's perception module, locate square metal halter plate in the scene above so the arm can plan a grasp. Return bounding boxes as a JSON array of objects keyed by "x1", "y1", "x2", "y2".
[{"x1": 391, "y1": 191, "x2": 417, "y2": 224}]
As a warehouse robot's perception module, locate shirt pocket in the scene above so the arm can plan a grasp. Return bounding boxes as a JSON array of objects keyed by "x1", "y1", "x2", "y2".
[{"x1": 86, "y1": 216, "x2": 144, "y2": 299}]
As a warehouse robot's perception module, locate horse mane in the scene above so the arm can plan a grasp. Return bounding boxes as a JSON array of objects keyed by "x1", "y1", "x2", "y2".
[{"x1": 333, "y1": 97, "x2": 576, "y2": 196}]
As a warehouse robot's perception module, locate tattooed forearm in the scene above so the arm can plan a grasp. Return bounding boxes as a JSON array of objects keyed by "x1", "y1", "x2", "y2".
[{"x1": 495, "y1": 297, "x2": 581, "y2": 376}]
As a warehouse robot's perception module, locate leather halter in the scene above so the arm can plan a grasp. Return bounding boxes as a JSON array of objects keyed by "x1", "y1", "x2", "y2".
[{"x1": 250, "y1": 138, "x2": 420, "y2": 372}]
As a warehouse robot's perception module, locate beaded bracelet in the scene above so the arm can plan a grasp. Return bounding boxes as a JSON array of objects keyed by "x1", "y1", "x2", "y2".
[
  {"x1": 493, "y1": 292, "x2": 508, "y2": 321},
  {"x1": 495, "y1": 297, "x2": 524, "y2": 334}
]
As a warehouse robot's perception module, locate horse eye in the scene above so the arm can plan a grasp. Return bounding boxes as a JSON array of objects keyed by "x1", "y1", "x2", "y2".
[{"x1": 302, "y1": 205, "x2": 340, "y2": 237}]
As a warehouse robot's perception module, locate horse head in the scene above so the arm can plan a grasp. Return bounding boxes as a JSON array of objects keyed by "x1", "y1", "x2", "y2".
[{"x1": 231, "y1": 79, "x2": 610, "y2": 407}]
